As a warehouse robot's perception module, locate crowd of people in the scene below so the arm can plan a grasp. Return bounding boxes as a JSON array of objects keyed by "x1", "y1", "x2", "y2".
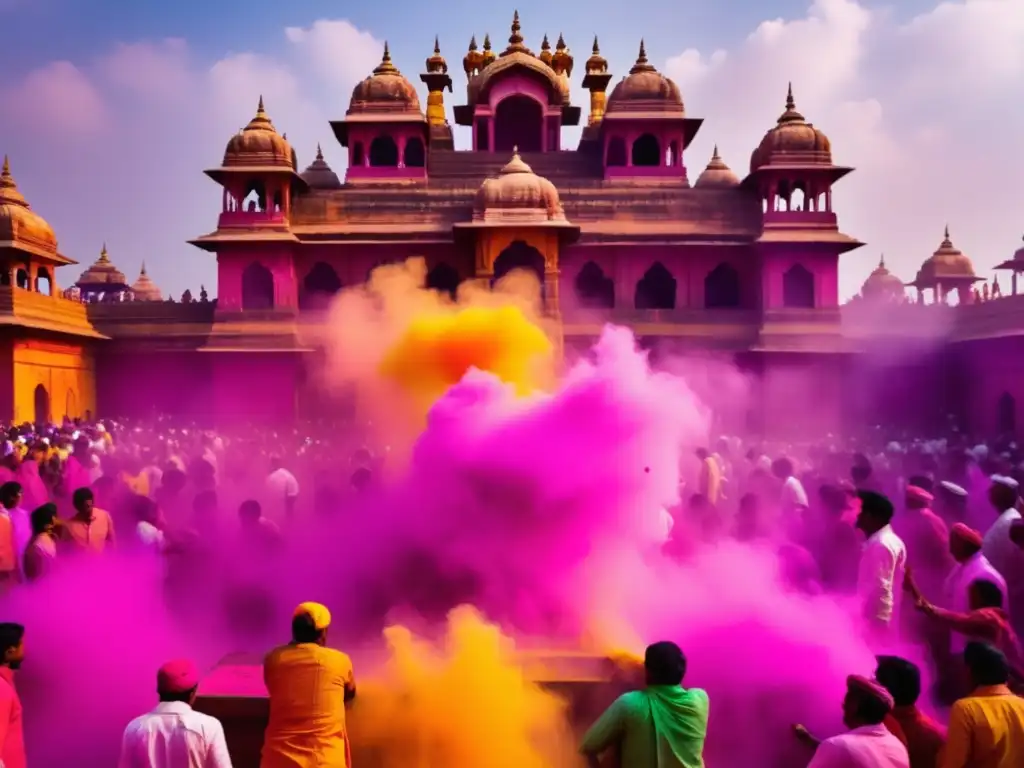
[{"x1": 0, "y1": 419, "x2": 1022, "y2": 766}]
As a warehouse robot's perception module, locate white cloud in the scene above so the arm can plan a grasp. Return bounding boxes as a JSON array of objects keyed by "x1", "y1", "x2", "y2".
[{"x1": 664, "y1": 0, "x2": 1024, "y2": 297}]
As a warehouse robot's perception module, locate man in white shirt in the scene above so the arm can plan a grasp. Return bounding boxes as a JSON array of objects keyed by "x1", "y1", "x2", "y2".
[
  {"x1": 945, "y1": 522, "x2": 1006, "y2": 654},
  {"x1": 855, "y1": 491, "x2": 907, "y2": 635},
  {"x1": 265, "y1": 457, "x2": 299, "y2": 519},
  {"x1": 773, "y1": 457, "x2": 809, "y2": 513},
  {"x1": 982, "y1": 475, "x2": 1024, "y2": 636},
  {"x1": 119, "y1": 659, "x2": 233, "y2": 768},
  {"x1": 805, "y1": 675, "x2": 909, "y2": 768}
]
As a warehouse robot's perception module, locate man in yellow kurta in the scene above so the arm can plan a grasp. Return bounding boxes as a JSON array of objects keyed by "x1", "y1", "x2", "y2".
[{"x1": 261, "y1": 602, "x2": 356, "y2": 768}]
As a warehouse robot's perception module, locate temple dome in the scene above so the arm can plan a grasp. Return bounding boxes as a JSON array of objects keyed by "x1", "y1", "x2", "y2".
[
  {"x1": 750, "y1": 84, "x2": 832, "y2": 173},
  {"x1": 300, "y1": 145, "x2": 342, "y2": 190},
  {"x1": 861, "y1": 256, "x2": 905, "y2": 299},
  {"x1": 348, "y1": 43, "x2": 422, "y2": 117},
  {"x1": 0, "y1": 156, "x2": 58, "y2": 257},
  {"x1": 130, "y1": 262, "x2": 162, "y2": 301},
  {"x1": 694, "y1": 146, "x2": 739, "y2": 188},
  {"x1": 223, "y1": 97, "x2": 295, "y2": 169},
  {"x1": 77, "y1": 244, "x2": 128, "y2": 287},
  {"x1": 605, "y1": 41, "x2": 684, "y2": 116},
  {"x1": 473, "y1": 150, "x2": 566, "y2": 223},
  {"x1": 915, "y1": 226, "x2": 977, "y2": 282}
]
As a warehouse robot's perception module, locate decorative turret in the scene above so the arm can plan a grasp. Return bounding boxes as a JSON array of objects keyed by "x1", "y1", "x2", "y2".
[
  {"x1": 910, "y1": 225, "x2": 981, "y2": 304},
  {"x1": 581, "y1": 36, "x2": 612, "y2": 127},
  {"x1": 463, "y1": 35, "x2": 483, "y2": 76},
  {"x1": 330, "y1": 42, "x2": 429, "y2": 179},
  {"x1": 694, "y1": 146, "x2": 739, "y2": 188},
  {"x1": 76, "y1": 244, "x2": 130, "y2": 302},
  {"x1": 300, "y1": 145, "x2": 342, "y2": 190},
  {"x1": 539, "y1": 34, "x2": 553, "y2": 66},
  {"x1": 130, "y1": 262, "x2": 163, "y2": 302},
  {"x1": 551, "y1": 33, "x2": 573, "y2": 77},
  {"x1": 421, "y1": 37, "x2": 454, "y2": 145},
  {"x1": 995, "y1": 234, "x2": 1024, "y2": 296},
  {"x1": 481, "y1": 34, "x2": 496, "y2": 68},
  {"x1": 860, "y1": 256, "x2": 905, "y2": 302},
  {"x1": 502, "y1": 10, "x2": 531, "y2": 55}
]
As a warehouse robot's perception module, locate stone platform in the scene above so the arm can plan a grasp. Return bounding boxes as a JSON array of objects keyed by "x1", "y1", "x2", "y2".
[{"x1": 195, "y1": 650, "x2": 620, "y2": 766}]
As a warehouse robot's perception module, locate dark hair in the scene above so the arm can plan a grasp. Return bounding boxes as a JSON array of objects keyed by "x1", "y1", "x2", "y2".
[
  {"x1": 771, "y1": 457, "x2": 793, "y2": 478},
  {"x1": 854, "y1": 692, "x2": 891, "y2": 725},
  {"x1": 644, "y1": 641, "x2": 686, "y2": 686},
  {"x1": 875, "y1": 655, "x2": 921, "y2": 707},
  {"x1": 72, "y1": 487, "x2": 94, "y2": 507},
  {"x1": 0, "y1": 482, "x2": 22, "y2": 505},
  {"x1": 239, "y1": 499, "x2": 261, "y2": 521},
  {"x1": 964, "y1": 641, "x2": 1009, "y2": 686},
  {"x1": 969, "y1": 579, "x2": 1004, "y2": 609},
  {"x1": 0, "y1": 623, "x2": 25, "y2": 659},
  {"x1": 291, "y1": 613, "x2": 323, "y2": 644},
  {"x1": 158, "y1": 686, "x2": 198, "y2": 704},
  {"x1": 857, "y1": 491, "x2": 894, "y2": 525},
  {"x1": 30, "y1": 503, "x2": 57, "y2": 535},
  {"x1": 351, "y1": 467, "x2": 372, "y2": 492},
  {"x1": 738, "y1": 493, "x2": 758, "y2": 513}
]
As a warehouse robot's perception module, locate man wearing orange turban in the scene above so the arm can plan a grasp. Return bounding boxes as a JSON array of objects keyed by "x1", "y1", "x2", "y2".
[{"x1": 261, "y1": 603, "x2": 356, "y2": 768}]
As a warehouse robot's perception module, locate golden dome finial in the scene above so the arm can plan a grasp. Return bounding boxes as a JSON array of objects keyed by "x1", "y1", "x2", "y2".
[
  {"x1": 786, "y1": 82, "x2": 795, "y2": 111},
  {"x1": 427, "y1": 35, "x2": 448, "y2": 73},
  {"x1": 712, "y1": 144, "x2": 720, "y2": 159},
  {"x1": 556, "y1": 33, "x2": 566, "y2": 51},
  {"x1": 0, "y1": 156, "x2": 28, "y2": 207},
  {"x1": 464, "y1": 35, "x2": 483, "y2": 75},
  {"x1": 777, "y1": 82, "x2": 805, "y2": 124},
  {"x1": 482, "y1": 33, "x2": 496, "y2": 66},
  {"x1": 629, "y1": 39, "x2": 654, "y2": 74},
  {"x1": 509, "y1": 10, "x2": 523, "y2": 46},
  {"x1": 99, "y1": 242, "x2": 110, "y2": 262},
  {"x1": 539, "y1": 33, "x2": 553, "y2": 65},
  {"x1": 542, "y1": 33, "x2": 550, "y2": 51},
  {"x1": 257, "y1": 95, "x2": 265, "y2": 116},
  {"x1": 879, "y1": 254, "x2": 886, "y2": 268},
  {"x1": 592, "y1": 36, "x2": 600, "y2": 54},
  {"x1": 1, "y1": 155, "x2": 9, "y2": 179},
  {"x1": 944, "y1": 223, "x2": 951, "y2": 241},
  {"x1": 374, "y1": 41, "x2": 398, "y2": 74},
  {"x1": 469, "y1": 34, "x2": 478, "y2": 51},
  {"x1": 483, "y1": 33, "x2": 492, "y2": 51},
  {"x1": 434, "y1": 35, "x2": 441, "y2": 55},
  {"x1": 140, "y1": 261, "x2": 148, "y2": 276},
  {"x1": 316, "y1": 143, "x2": 324, "y2": 161}
]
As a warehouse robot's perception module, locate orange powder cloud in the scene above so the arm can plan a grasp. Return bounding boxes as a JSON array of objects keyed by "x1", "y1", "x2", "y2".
[
  {"x1": 351, "y1": 606, "x2": 575, "y2": 767},
  {"x1": 377, "y1": 304, "x2": 554, "y2": 416}
]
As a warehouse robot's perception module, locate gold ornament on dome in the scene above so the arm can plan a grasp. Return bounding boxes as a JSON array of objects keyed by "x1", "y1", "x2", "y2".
[
  {"x1": 605, "y1": 40, "x2": 685, "y2": 116},
  {"x1": 222, "y1": 96, "x2": 295, "y2": 168},
  {"x1": 0, "y1": 155, "x2": 60, "y2": 257},
  {"x1": 348, "y1": 43, "x2": 423, "y2": 116},
  {"x1": 749, "y1": 83, "x2": 832, "y2": 172}
]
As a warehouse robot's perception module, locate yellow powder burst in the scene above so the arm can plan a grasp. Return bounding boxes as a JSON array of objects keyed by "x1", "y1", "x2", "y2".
[
  {"x1": 351, "y1": 606, "x2": 575, "y2": 767},
  {"x1": 377, "y1": 305, "x2": 554, "y2": 414}
]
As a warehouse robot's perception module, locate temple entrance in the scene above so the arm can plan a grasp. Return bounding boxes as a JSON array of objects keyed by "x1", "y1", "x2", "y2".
[
  {"x1": 34, "y1": 384, "x2": 49, "y2": 425},
  {"x1": 998, "y1": 392, "x2": 1016, "y2": 434},
  {"x1": 494, "y1": 96, "x2": 543, "y2": 153},
  {"x1": 493, "y1": 241, "x2": 546, "y2": 299}
]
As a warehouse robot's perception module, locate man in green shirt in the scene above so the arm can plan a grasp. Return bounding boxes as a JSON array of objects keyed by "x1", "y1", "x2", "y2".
[{"x1": 580, "y1": 641, "x2": 709, "y2": 768}]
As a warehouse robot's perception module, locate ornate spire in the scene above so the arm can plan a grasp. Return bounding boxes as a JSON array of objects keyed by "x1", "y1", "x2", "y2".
[
  {"x1": 592, "y1": 36, "x2": 600, "y2": 54},
  {"x1": 374, "y1": 42, "x2": 398, "y2": 74},
  {"x1": 141, "y1": 261, "x2": 147, "y2": 275},
  {"x1": 778, "y1": 82, "x2": 805, "y2": 124},
  {"x1": 0, "y1": 155, "x2": 27, "y2": 208},
  {"x1": 99, "y1": 242, "x2": 110, "y2": 262},
  {"x1": 879, "y1": 254, "x2": 886, "y2": 268},
  {"x1": 509, "y1": 10, "x2": 522, "y2": 46},
  {"x1": 244, "y1": 95, "x2": 275, "y2": 132},
  {"x1": 482, "y1": 33, "x2": 495, "y2": 66},
  {"x1": 434, "y1": 35, "x2": 440, "y2": 55},
  {"x1": 315, "y1": 143, "x2": 324, "y2": 162},
  {"x1": 539, "y1": 33, "x2": 553, "y2": 65},
  {"x1": 630, "y1": 39, "x2": 655, "y2": 74},
  {"x1": 469, "y1": 34, "x2": 478, "y2": 51},
  {"x1": 483, "y1": 33, "x2": 492, "y2": 51},
  {"x1": 426, "y1": 35, "x2": 448, "y2": 73}
]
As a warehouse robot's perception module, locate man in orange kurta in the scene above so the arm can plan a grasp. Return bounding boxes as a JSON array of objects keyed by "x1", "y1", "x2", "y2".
[{"x1": 261, "y1": 603, "x2": 356, "y2": 768}]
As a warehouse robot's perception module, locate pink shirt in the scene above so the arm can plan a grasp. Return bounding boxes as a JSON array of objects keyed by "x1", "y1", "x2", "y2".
[{"x1": 0, "y1": 667, "x2": 26, "y2": 768}]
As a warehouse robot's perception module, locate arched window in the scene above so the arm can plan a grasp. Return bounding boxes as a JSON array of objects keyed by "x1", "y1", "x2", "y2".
[
  {"x1": 404, "y1": 137, "x2": 426, "y2": 168},
  {"x1": 15, "y1": 269, "x2": 28, "y2": 289},
  {"x1": 998, "y1": 392, "x2": 1016, "y2": 435},
  {"x1": 351, "y1": 143, "x2": 365, "y2": 167},
  {"x1": 635, "y1": 262, "x2": 676, "y2": 310},
  {"x1": 631, "y1": 134, "x2": 661, "y2": 167},
  {"x1": 242, "y1": 180, "x2": 266, "y2": 212},
  {"x1": 369, "y1": 136, "x2": 399, "y2": 167},
  {"x1": 704, "y1": 263, "x2": 741, "y2": 309},
  {"x1": 299, "y1": 262, "x2": 342, "y2": 309},
  {"x1": 782, "y1": 264, "x2": 815, "y2": 309},
  {"x1": 241, "y1": 262, "x2": 275, "y2": 310},
  {"x1": 426, "y1": 263, "x2": 461, "y2": 300},
  {"x1": 574, "y1": 261, "x2": 614, "y2": 309},
  {"x1": 494, "y1": 95, "x2": 543, "y2": 152},
  {"x1": 33, "y1": 384, "x2": 49, "y2": 425},
  {"x1": 790, "y1": 185, "x2": 806, "y2": 212},
  {"x1": 493, "y1": 241, "x2": 545, "y2": 296},
  {"x1": 35, "y1": 268, "x2": 53, "y2": 296},
  {"x1": 606, "y1": 136, "x2": 627, "y2": 167},
  {"x1": 667, "y1": 140, "x2": 680, "y2": 167}
]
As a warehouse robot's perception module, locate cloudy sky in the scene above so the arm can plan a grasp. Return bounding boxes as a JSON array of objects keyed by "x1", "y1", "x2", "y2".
[{"x1": 0, "y1": 0, "x2": 1020, "y2": 300}]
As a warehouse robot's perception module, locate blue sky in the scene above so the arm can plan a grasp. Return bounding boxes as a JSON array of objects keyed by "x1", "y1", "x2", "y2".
[{"x1": 1, "y1": 0, "x2": 1020, "y2": 301}]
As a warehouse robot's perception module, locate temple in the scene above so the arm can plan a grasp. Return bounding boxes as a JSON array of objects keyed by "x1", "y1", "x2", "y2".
[{"x1": 2, "y1": 12, "x2": 1024, "y2": 436}]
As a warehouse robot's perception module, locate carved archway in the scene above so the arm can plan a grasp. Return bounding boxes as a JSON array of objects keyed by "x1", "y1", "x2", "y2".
[
  {"x1": 241, "y1": 262, "x2": 275, "y2": 310},
  {"x1": 574, "y1": 261, "x2": 614, "y2": 309},
  {"x1": 36, "y1": 268, "x2": 53, "y2": 296},
  {"x1": 782, "y1": 264, "x2": 815, "y2": 308},
  {"x1": 403, "y1": 138, "x2": 426, "y2": 168},
  {"x1": 494, "y1": 95, "x2": 543, "y2": 153},
  {"x1": 493, "y1": 241, "x2": 546, "y2": 296},
  {"x1": 369, "y1": 135, "x2": 399, "y2": 167},
  {"x1": 704, "y1": 263, "x2": 741, "y2": 309},
  {"x1": 635, "y1": 262, "x2": 677, "y2": 310},
  {"x1": 426, "y1": 263, "x2": 461, "y2": 300},
  {"x1": 300, "y1": 262, "x2": 342, "y2": 309},
  {"x1": 34, "y1": 384, "x2": 49, "y2": 425},
  {"x1": 631, "y1": 134, "x2": 661, "y2": 167},
  {"x1": 998, "y1": 392, "x2": 1016, "y2": 435}
]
